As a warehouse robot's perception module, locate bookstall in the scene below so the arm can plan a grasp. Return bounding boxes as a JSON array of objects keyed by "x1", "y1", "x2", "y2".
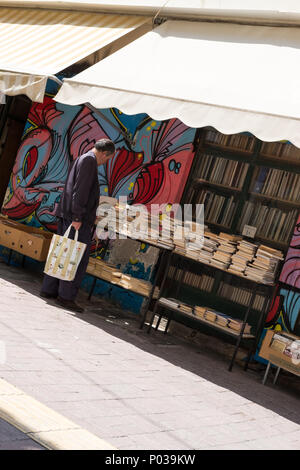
[
  {"x1": 144, "y1": 128, "x2": 299, "y2": 371},
  {"x1": 88, "y1": 130, "x2": 299, "y2": 373},
  {"x1": 146, "y1": 230, "x2": 281, "y2": 371},
  {"x1": 186, "y1": 128, "x2": 300, "y2": 252}
]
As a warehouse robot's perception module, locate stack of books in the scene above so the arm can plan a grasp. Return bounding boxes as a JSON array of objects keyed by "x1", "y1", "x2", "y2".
[
  {"x1": 173, "y1": 237, "x2": 186, "y2": 255},
  {"x1": 204, "y1": 310, "x2": 217, "y2": 322},
  {"x1": 98, "y1": 201, "x2": 176, "y2": 249},
  {"x1": 226, "y1": 317, "x2": 252, "y2": 335},
  {"x1": 173, "y1": 221, "x2": 205, "y2": 258},
  {"x1": 211, "y1": 243, "x2": 234, "y2": 269},
  {"x1": 178, "y1": 303, "x2": 194, "y2": 315},
  {"x1": 197, "y1": 233, "x2": 219, "y2": 264},
  {"x1": 228, "y1": 239, "x2": 257, "y2": 275},
  {"x1": 210, "y1": 251, "x2": 232, "y2": 270},
  {"x1": 158, "y1": 298, "x2": 197, "y2": 316},
  {"x1": 215, "y1": 311, "x2": 231, "y2": 328},
  {"x1": 219, "y1": 232, "x2": 243, "y2": 244},
  {"x1": 197, "y1": 232, "x2": 236, "y2": 270},
  {"x1": 202, "y1": 308, "x2": 252, "y2": 335},
  {"x1": 194, "y1": 305, "x2": 207, "y2": 319},
  {"x1": 159, "y1": 297, "x2": 180, "y2": 309},
  {"x1": 244, "y1": 244, "x2": 284, "y2": 284}
]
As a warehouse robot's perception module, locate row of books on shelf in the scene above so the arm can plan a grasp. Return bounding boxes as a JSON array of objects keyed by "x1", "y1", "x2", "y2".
[
  {"x1": 195, "y1": 153, "x2": 300, "y2": 204},
  {"x1": 260, "y1": 141, "x2": 300, "y2": 162},
  {"x1": 203, "y1": 128, "x2": 300, "y2": 162},
  {"x1": 237, "y1": 202, "x2": 297, "y2": 244},
  {"x1": 191, "y1": 185, "x2": 297, "y2": 243},
  {"x1": 97, "y1": 199, "x2": 205, "y2": 251},
  {"x1": 167, "y1": 266, "x2": 215, "y2": 292},
  {"x1": 195, "y1": 153, "x2": 249, "y2": 189},
  {"x1": 97, "y1": 201, "x2": 173, "y2": 249},
  {"x1": 97, "y1": 198, "x2": 284, "y2": 284},
  {"x1": 204, "y1": 129, "x2": 256, "y2": 152},
  {"x1": 225, "y1": 239, "x2": 283, "y2": 284},
  {"x1": 98, "y1": 194, "x2": 295, "y2": 252},
  {"x1": 158, "y1": 297, "x2": 252, "y2": 336},
  {"x1": 86, "y1": 258, "x2": 152, "y2": 297},
  {"x1": 217, "y1": 281, "x2": 266, "y2": 312},
  {"x1": 174, "y1": 230, "x2": 284, "y2": 285},
  {"x1": 166, "y1": 264, "x2": 266, "y2": 311},
  {"x1": 192, "y1": 190, "x2": 236, "y2": 227},
  {"x1": 252, "y1": 167, "x2": 300, "y2": 202}
]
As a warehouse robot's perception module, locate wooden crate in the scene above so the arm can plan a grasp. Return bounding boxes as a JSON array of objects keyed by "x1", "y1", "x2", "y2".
[{"x1": 0, "y1": 216, "x2": 53, "y2": 261}]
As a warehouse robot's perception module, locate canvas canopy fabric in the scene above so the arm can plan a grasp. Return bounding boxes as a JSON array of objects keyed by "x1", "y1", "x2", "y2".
[
  {"x1": 55, "y1": 19, "x2": 300, "y2": 147},
  {"x1": 0, "y1": 6, "x2": 151, "y2": 102}
]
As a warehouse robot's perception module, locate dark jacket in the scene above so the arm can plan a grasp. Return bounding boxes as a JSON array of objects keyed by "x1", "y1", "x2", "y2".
[{"x1": 56, "y1": 151, "x2": 100, "y2": 226}]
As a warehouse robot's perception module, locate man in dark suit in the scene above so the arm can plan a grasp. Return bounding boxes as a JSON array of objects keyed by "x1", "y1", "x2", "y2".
[{"x1": 40, "y1": 139, "x2": 115, "y2": 313}]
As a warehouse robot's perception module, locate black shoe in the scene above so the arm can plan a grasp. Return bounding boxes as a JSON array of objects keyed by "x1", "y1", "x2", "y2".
[
  {"x1": 40, "y1": 291, "x2": 57, "y2": 299},
  {"x1": 55, "y1": 297, "x2": 85, "y2": 314}
]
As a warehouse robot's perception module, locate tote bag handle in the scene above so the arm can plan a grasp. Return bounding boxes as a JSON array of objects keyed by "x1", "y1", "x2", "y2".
[{"x1": 63, "y1": 224, "x2": 79, "y2": 242}]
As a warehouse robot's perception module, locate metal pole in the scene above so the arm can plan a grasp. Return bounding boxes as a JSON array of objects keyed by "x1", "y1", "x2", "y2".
[
  {"x1": 262, "y1": 361, "x2": 271, "y2": 385},
  {"x1": 273, "y1": 366, "x2": 281, "y2": 385},
  {"x1": 228, "y1": 289, "x2": 256, "y2": 372}
]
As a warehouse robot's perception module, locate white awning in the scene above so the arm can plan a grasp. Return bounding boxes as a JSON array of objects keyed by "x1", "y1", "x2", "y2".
[
  {"x1": 0, "y1": 6, "x2": 151, "y2": 102},
  {"x1": 55, "y1": 20, "x2": 300, "y2": 147}
]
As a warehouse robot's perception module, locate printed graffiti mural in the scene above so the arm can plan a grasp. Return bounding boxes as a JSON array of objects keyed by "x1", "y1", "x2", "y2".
[
  {"x1": 2, "y1": 97, "x2": 196, "y2": 233},
  {"x1": 265, "y1": 286, "x2": 300, "y2": 333},
  {"x1": 262, "y1": 214, "x2": 300, "y2": 338},
  {"x1": 279, "y1": 214, "x2": 300, "y2": 289},
  {"x1": 1, "y1": 94, "x2": 196, "y2": 311}
]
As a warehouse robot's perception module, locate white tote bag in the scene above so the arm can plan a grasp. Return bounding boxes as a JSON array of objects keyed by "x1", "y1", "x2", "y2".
[{"x1": 44, "y1": 225, "x2": 87, "y2": 281}]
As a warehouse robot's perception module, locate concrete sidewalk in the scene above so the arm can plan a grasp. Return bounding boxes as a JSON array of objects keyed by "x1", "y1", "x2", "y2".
[
  {"x1": 0, "y1": 417, "x2": 46, "y2": 450},
  {"x1": 0, "y1": 258, "x2": 299, "y2": 450}
]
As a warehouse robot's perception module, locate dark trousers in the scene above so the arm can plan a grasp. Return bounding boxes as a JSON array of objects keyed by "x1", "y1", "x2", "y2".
[{"x1": 42, "y1": 218, "x2": 94, "y2": 301}]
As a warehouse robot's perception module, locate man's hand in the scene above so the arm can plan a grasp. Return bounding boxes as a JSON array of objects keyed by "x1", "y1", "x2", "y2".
[{"x1": 72, "y1": 221, "x2": 82, "y2": 231}]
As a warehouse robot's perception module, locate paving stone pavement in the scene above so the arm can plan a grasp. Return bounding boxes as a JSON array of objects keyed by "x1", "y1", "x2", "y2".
[{"x1": 0, "y1": 258, "x2": 299, "y2": 450}]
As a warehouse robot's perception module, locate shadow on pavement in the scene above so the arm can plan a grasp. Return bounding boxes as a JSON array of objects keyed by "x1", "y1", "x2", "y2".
[{"x1": 0, "y1": 259, "x2": 299, "y2": 429}]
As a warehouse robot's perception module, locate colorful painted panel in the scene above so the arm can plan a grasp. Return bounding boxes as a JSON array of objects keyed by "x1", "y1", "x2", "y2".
[
  {"x1": 2, "y1": 98, "x2": 196, "y2": 232},
  {"x1": 279, "y1": 213, "x2": 300, "y2": 289},
  {"x1": 265, "y1": 285, "x2": 300, "y2": 332}
]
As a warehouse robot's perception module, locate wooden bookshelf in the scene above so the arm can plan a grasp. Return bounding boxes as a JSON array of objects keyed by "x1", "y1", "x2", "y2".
[
  {"x1": 249, "y1": 166, "x2": 300, "y2": 203},
  {"x1": 189, "y1": 128, "x2": 300, "y2": 248},
  {"x1": 165, "y1": 273, "x2": 266, "y2": 315},
  {"x1": 149, "y1": 128, "x2": 300, "y2": 370},
  {"x1": 147, "y1": 247, "x2": 277, "y2": 372}
]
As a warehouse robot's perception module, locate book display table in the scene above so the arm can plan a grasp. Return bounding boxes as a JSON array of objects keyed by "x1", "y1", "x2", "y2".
[
  {"x1": 87, "y1": 236, "x2": 173, "y2": 323},
  {"x1": 259, "y1": 329, "x2": 300, "y2": 385},
  {"x1": 92, "y1": 200, "x2": 285, "y2": 372},
  {"x1": 147, "y1": 249, "x2": 278, "y2": 372},
  {"x1": 0, "y1": 215, "x2": 53, "y2": 266}
]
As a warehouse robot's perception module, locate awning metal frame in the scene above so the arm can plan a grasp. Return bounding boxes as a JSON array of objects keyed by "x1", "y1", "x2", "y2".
[{"x1": 86, "y1": 103, "x2": 135, "y2": 147}]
